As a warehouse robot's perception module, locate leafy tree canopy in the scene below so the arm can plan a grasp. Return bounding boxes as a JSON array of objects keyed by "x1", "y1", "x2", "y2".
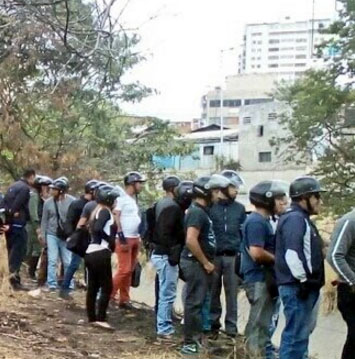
[{"x1": 274, "y1": 0, "x2": 355, "y2": 215}]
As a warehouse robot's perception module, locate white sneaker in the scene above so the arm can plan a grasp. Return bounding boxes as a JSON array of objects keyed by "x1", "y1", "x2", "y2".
[{"x1": 93, "y1": 321, "x2": 114, "y2": 331}]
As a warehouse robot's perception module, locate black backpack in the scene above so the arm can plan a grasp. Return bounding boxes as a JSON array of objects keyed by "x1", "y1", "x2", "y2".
[{"x1": 142, "y1": 203, "x2": 157, "y2": 256}]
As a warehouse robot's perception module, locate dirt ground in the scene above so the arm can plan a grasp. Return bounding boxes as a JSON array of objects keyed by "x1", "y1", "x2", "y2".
[{"x1": 0, "y1": 282, "x2": 242, "y2": 359}]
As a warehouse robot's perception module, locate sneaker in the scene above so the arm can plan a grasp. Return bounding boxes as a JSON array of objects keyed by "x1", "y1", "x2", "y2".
[
  {"x1": 42, "y1": 287, "x2": 57, "y2": 293},
  {"x1": 92, "y1": 321, "x2": 114, "y2": 331},
  {"x1": 59, "y1": 290, "x2": 73, "y2": 301},
  {"x1": 156, "y1": 333, "x2": 175, "y2": 343},
  {"x1": 181, "y1": 343, "x2": 199, "y2": 355}
]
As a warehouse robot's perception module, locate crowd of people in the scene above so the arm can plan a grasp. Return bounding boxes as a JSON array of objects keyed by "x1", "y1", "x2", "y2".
[{"x1": 0, "y1": 168, "x2": 354, "y2": 359}]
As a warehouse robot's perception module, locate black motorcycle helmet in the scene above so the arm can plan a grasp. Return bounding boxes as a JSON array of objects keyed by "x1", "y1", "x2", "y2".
[
  {"x1": 205, "y1": 174, "x2": 231, "y2": 190},
  {"x1": 221, "y1": 170, "x2": 244, "y2": 189},
  {"x1": 290, "y1": 176, "x2": 326, "y2": 199},
  {"x1": 96, "y1": 185, "x2": 121, "y2": 207},
  {"x1": 192, "y1": 176, "x2": 211, "y2": 198},
  {"x1": 162, "y1": 175, "x2": 181, "y2": 192},
  {"x1": 33, "y1": 175, "x2": 52, "y2": 191},
  {"x1": 50, "y1": 177, "x2": 69, "y2": 194},
  {"x1": 175, "y1": 180, "x2": 193, "y2": 209},
  {"x1": 249, "y1": 180, "x2": 288, "y2": 212},
  {"x1": 85, "y1": 179, "x2": 100, "y2": 194},
  {"x1": 124, "y1": 171, "x2": 147, "y2": 186}
]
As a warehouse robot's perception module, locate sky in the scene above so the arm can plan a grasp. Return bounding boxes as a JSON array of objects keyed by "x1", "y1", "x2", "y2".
[{"x1": 115, "y1": 0, "x2": 337, "y2": 122}]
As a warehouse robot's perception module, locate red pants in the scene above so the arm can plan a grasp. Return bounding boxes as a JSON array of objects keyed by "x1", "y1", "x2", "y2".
[{"x1": 111, "y1": 237, "x2": 140, "y2": 304}]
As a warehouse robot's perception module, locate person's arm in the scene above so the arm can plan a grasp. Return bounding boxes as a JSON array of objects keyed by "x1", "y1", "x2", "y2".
[
  {"x1": 40, "y1": 200, "x2": 49, "y2": 238},
  {"x1": 283, "y1": 215, "x2": 308, "y2": 282},
  {"x1": 327, "y1": 219, "x2": 355, "y2": 286},
  {"x1": 113, "y1": 209, "x2": 123, "y2": 232},
  {"x1": 246, "y1": 221, "x2": 274, "y2": 264},
  {"x1": 29, "y1": 192, "x2": 40, "y2": 225},
  {"x1": 186, "y1": 226, "x2": 214, "y2": 273},
  {"x1": 65, "y1": 201, "x2": 77, "y2": 235},
  {"x1": 113, "y1": 199, "x2": 126, "y2": 244},
  {"x1": 249, "y1": 246, "x2": 275, "y2": 264}
]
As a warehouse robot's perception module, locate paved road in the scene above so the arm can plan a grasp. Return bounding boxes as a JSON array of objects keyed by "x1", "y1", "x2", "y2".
[{"x1": 131, "y1": 265, "x2": 346, "y2": 359}]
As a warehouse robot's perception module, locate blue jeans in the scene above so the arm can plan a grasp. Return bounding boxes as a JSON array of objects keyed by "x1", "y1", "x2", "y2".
[
  {"x1": 151, "y1": 254, "x2": 179, "y2": 335},
  {"x1": 266, "y1": 297, "x2": 281, "y2": 359},
  {"x1": 46, "y1": 234, "x2": 73, "y2": 289},
  {"x1": 279, "y1": 284, "x2": 320, "y2": 359},
  {"x1": 201, "y1": 291, "x2": 211, "y2": 332},
  {"x1": 61, "y1": 253, "x2": 81, "y2": 292}
]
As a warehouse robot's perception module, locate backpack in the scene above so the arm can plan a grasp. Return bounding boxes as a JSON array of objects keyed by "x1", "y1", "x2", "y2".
[{"x1": 142, "y1": 203, "x2": 157, "y2": 256}]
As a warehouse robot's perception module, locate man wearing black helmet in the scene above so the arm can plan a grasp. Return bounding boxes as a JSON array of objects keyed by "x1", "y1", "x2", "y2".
[
  {"x1": 59, "y1": 179, "x2": 99, "y2": 299},
  {"x1": 41, "y1": 177, "x2": 75, "y2": 291},
  {"x1": 111, "y1": 171, "x2": 146, "y2": 308},
  {"x1": 151, "y1": 175, "x2": 185, "y2": 340},
  {"x1": 4, "y1": 168, "x2": 36, "y2": 290},
  {"x1": 242, "y1": 180, "x2": 288, "y2": 359},
  {"x1": 209, "y1": 170, "x2": 246, "y2": 338},
  {"x1": 26, "y1": 175, "x2": 52, "y2": 281},
  {"x1": 275, "y1": 176, "x2": 325, "y2": 359},
  {"x1": 180, "y1": 175, "x2": 220, "y2": 355}
]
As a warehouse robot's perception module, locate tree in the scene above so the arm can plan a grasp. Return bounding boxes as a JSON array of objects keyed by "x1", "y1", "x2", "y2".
[
  {"x1": 274, "y1": 0, "x2": 355, "y2": 215},
  {"x1": 0, "y1": 1, "x2": 190, "y2": 189}
]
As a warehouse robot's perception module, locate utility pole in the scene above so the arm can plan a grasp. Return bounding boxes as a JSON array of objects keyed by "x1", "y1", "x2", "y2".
[{"x1": 219, "y1": 47, "x2": 236, "y2": 167}]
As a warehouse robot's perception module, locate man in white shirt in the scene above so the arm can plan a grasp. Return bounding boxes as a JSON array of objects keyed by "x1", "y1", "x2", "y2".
[{"x1": 111, "y1": 171, "x2": 146, "y2": 308}]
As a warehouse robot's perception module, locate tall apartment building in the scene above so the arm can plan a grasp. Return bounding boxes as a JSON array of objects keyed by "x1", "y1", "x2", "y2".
[{"x1": 238, "y1": 18, "x2": 332, "y2": 81}]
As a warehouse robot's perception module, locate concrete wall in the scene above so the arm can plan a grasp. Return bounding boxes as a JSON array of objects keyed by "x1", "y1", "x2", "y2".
[{"x1": 238, "y1": 101, "x2": 306, "y2": 171}]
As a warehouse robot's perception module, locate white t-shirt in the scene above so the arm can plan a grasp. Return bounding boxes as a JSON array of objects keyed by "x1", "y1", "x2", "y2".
[{"x1": 115, "y1": 194, "x2": 141, "y2": 238}]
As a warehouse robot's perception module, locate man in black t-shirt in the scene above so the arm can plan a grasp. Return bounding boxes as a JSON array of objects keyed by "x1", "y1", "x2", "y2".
[{"x1": 180, "y1": 175, "x2": 230, "y2": 355}]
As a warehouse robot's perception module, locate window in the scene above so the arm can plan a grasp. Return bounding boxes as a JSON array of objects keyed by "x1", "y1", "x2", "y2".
[
  {"x1": 280, "y1": 54, "x2": 294, "y2": 59},
  {"x1": 269, "y1": 39, "x2": 280, "y2": 44},
  {"x1": 209, "y1": 100, "x2": 221, "y2": 107},
  {"x1": 296, "y1": 54, "x2": 307, "y2": 59},
  {"x1": 223, "y1": 99, "x2": 242, "y2": 107},
  {"x1": 281, "y1": 47, "x2": 294, "y2": 51},
  {"x1": 268, "y1": 64, "x2": 279, "y2": 68},
  {"x1": 203, "y1": 146, "x2": 214, "y2": 156},
  {"x1": 268, "y1": 112, "x2": 277, "y2": 120},
  {"x1": 280, "y1": 63, "x2": 293, "y2": 67},
  {"x1": 269, "y1": 47, "x2": 279, "y2": 52},
  {"x1": 245, "y1": 98, "x2": 272, "y2": 105},
  {"x1": 268, "y1": 55, "x2": 279, "y2": 60},
  {"x1": 257, "y1": 41, "x2": 262, "y2": 44},
  {"x1": 259, "y1": 152, "x2": 272, "y2": 162},
  {"x1": 295, "y1": 63, "x2": 306, "y2": 67},
  {"x1": 258, "y1": 125, "x2": 264, "y2": 137},
  {"x1": 296, "y1": 46, "x2": 307, "y2": 51},
  {"x1": 252, "y1": 32, "x2": 262, "y2": 36},
  {"x1": 296, "y1": 38, "x2": 307, "y2": 43},
  {"x1": 243, "y1": 116, "x2": 251, "y2": 124}
]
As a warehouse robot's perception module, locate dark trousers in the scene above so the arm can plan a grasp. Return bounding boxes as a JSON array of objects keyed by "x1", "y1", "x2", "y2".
[
  {"x1": 180, "y1": 257, "x2": 212, "y2": 345},
  {"x1": 6, "y1": 226, "x2": 28, "y2": 286},
  {"x1": 338, "y1": 283, "x2": 355, "y2": 359},
  {"x1": 85, "y1": 249, "x2": 112, "y2": 322},
  {"x1": 210, "y1": 255, "x2": 239, "y2": 334}
]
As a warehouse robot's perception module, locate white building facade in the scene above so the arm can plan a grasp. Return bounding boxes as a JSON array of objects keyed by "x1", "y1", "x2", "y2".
[{"x1": 238, "y1": 18, "x2": 332, "y2": 81}]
